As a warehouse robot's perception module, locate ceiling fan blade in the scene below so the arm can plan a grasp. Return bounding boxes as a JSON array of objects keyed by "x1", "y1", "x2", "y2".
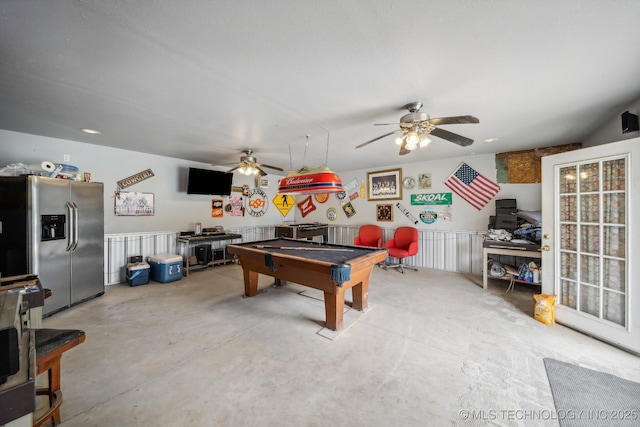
[
  {"x1": 255, "y1": 166, "x2": 268, "y2": 176},
  {"x1": 258, "y1": 163, "x2": 284, "y2": 171},
  {"x1": 356, "y1": 129, "x2": 404, "y2": 149},
  {"x1": 227, "y1": 165, "x2": 241, "y2": 172},
  {"x1": 426, "y1": 115, "x2": 479, "y2": 126},
  {"x1": 399, "y1": 141, "x2": 412, "y2": 155},
  {"x1": 430, "y1": 127, "x2": 474, "y2": 147}
]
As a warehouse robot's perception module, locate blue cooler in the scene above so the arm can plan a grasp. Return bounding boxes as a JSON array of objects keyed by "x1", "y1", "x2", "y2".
[
  {"x1": 148, "y1": 254, "x2": 183, "y2": 283},
  {"x1": 126, "y1": 262, "x2": 150, "y2": 286}
]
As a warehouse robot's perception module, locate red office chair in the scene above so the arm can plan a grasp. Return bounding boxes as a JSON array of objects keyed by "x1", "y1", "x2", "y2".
[
  {"x1": 354, "y1": 224, "x2": 383, "y2": 248},
  {"x1": 384, "y1": 226, "x2": 419, "y2": 273}
]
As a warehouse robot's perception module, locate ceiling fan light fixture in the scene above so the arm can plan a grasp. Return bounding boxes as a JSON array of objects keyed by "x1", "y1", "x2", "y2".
[
  {"x1": 356, "y1": 101, "x2": 479, "y2": 153},
  {"x1": 419, "y1": 135, "x2": 431, "y2": 148},
  {"x1": 395, "y1": 136, "x2": 404, "y2": 145},
  {"x1": 404, "y1": 130, "x2": 421, "y2": 150}
]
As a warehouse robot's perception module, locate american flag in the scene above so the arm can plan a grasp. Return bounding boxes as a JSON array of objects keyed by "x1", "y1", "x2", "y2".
[{"x1": 444, "y1": 163, "x2": 500, "y2": 210}]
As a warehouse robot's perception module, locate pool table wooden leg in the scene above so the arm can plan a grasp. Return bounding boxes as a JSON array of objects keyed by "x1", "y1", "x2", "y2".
[
  {"x1": 351, "y1": 279, "x2": 369, "y2": 311},
  {"x1": 323, "y1": 291, "x2": 344, "y2": 331},
  {"x1": 243, "y1": 269, "x2": 259, "y2": 297}
]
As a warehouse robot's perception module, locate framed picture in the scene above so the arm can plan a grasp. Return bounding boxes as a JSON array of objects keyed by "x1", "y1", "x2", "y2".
[
  {"x1": 418, "y1": 173, "x2": 432, "y2": 189},
  {"x1": 114, "y1": 191, "x2": 154, "y2": 216},
  {"x1": 367, "y1": 168, "x2": 402, "y2": 200},
  {"x1": 376, "y1": 204, "x2": 393, "y2": 221}
]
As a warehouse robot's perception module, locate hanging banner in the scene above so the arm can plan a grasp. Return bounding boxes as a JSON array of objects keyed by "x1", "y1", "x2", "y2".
[{"x1": 410, "y1": 192, "x2": 452, "y2": 205}]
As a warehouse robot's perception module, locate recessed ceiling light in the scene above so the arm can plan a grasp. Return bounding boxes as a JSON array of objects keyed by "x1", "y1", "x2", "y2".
[
  {"x1": 81, "y1": 128, "x2": 101, "y2": 135},
  {"x1": 483, "y1": 138, "x2": 498, "y2": 143}
]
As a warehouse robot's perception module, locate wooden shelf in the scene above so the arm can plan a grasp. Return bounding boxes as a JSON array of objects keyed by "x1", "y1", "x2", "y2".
[
  {"x1": 488, "y1": 274, "x2": 541, "y2": 291},
  {"x1": 482, "y1": 245, "x2": 541, "y2": 290}
]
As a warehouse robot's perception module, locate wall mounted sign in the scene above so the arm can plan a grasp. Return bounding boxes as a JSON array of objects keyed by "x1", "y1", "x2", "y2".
[
  {"x1": 117, "y1": 169, "x2": 154, "y2": 189},
  {"x1": 211, "y1": 199, "x2": 224, "y2": 218},
  {"x1": 410, "y1": 192, "x2": 452, "y2": 205},
  {"x1": 226, "y1": 196, "x2": 244, "y2": 216},
  {"x1": 297, "y1": 196, "x2": 316, "y2": 218},
  {"x1": 314, "y1": 193, "x2": 329, "y2": 203},
  {"x1": 114, "y1": 191, "x2": 154, "y2": 216},
  {"x1": 342, "y1": 202, "x2": 356, "y2": 218},
  {"x1": 343, "y1": 178, "x2": 359, "y2": 193},
  {"x1": 335, "y1": 191, "x2": 347, "y2": 202},
  {"x1": 273, "y1": 194, "x2": 294, "y2": 216},
  {"x1": 326, "y1": 207, "x2": 338, "y2": 221},
  {"x1": 246, "y1": 188, "x2": 268, "y2": 217},
  {"x1": 419, "y1": 207, "x2": 438, "y2": 224},
  {"x1": 255, "y1": 176, "x2": 269, "y2": 189},
  {"x1": 395, "y1": 202, "x2": 418, "y2": 224}
]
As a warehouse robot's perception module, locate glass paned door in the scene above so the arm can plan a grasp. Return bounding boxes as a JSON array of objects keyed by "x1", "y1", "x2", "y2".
[
  {"x1": 542, "y1": 139, "x2": 640, "y2": 354},
  {"x1": 557, "y1": 158, "x2": 626, "y2": 325}
]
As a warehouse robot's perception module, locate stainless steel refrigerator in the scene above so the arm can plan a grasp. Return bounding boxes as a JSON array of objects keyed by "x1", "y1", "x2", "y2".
[{"x1": 0, "y1": 176, "x2": 104, "y2": 316}]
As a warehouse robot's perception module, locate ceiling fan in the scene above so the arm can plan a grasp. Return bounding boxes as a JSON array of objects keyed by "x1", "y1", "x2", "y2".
[
  {"x1": 221, "y1": 150, "x2": 284, "y2": 176},
  {"x1": 355, "y1": 102, "x2": 479, "y2": 155}
]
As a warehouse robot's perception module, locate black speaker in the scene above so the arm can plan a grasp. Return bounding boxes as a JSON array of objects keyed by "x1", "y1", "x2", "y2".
[
  {"x1": 196, "y1": 245, "x2": 212, "y2": 265},
  {"x1": 622, "y1": 111, "x2": 639, "y2": 134}
]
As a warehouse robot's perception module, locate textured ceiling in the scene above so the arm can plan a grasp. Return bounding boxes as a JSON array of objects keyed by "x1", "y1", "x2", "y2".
[{"x1": 1, "y1": 0, "x2": 640, "y2": 173}]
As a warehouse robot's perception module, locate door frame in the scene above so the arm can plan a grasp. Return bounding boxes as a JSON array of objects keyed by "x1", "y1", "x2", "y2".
[{"x1": 541, "y1": 137, "x2": 639, "y2": 354}]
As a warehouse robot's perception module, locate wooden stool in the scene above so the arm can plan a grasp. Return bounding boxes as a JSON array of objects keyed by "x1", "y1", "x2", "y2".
[{"x1": 33, "y1": 328, "x2": 86, "y2": 427}]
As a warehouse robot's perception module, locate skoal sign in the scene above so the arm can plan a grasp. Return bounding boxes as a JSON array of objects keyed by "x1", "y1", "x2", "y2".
[{"x1": 410, "y1": 192, "x2": 452, "y2": 206}]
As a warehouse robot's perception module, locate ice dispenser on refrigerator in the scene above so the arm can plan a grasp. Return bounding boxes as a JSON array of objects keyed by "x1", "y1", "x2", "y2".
[{"x1": 41, "y1": 215, "x2": 66, "y2": 241}]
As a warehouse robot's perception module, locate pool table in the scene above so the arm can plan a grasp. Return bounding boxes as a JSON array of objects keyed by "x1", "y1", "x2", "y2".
[{"x1": 226, "y1": 238, "x2": 387, "y2": 331}]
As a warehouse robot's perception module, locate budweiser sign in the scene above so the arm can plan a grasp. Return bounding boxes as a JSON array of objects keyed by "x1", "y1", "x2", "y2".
[{"x1": 278, "y1": 171, "x2": 344, "y2": 195}]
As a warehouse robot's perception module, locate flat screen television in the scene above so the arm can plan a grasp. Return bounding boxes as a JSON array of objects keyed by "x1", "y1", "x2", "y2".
[{"x1": 187, "y1": 167, "x2": 233, "y2": 195}]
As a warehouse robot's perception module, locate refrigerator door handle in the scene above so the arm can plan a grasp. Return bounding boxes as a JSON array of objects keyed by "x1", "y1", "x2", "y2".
[
  {"x1": 66, "y1": 201, "x2": 75, "y2": 251},
  {"x1": 71, "y1": 201, "x2": 79, "y2": 251}
]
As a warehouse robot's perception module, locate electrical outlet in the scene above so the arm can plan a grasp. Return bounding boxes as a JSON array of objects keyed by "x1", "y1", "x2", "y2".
[{"x1": 63, "y1": 154, "x2": 71, "y2": 162}]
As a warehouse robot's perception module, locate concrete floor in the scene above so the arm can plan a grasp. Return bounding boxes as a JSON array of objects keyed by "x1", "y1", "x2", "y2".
[{"x1": 40, "y1": 264, "x2": 640, "y2": 427}]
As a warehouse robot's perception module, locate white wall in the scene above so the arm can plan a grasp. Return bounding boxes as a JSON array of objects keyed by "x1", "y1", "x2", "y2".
[
  {"x1": 582, "y1": 96, "x2": 640, "y2": 147},
  {"x1": 1, "y1": 129, "x2": 541, "y2": 235},
  {"x1": 0, "y1": 130, "x2": 292, "y2": 234},
  {"x1": 295, "y1": 153, "x2": 541, "y2": 231}
]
